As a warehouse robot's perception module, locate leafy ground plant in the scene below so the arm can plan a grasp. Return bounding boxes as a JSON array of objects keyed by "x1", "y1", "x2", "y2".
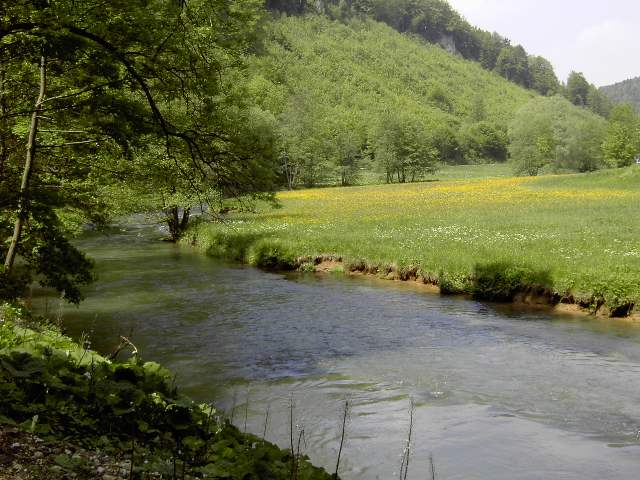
[{"x1": 0, "y1": 306, "x2": 334, "y2": 479}]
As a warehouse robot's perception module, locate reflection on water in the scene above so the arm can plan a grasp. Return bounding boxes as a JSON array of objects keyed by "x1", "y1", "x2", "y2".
[{"x1": 32, "y1": 225, "x2": 640, "y2": 479}]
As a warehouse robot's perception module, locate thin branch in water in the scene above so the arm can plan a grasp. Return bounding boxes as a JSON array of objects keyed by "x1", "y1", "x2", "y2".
[
  {"x1": 108, "y1": 335, "x2": 138, "y2": 360},
  {"x1": 334, "y1": 398, "x2": 351, "y2": 480},
  {"x1": 262, "y1": 403, "x2": 271, "y2": 440},
  {"x1": 429, "y1": 452, "x2": 437, "y2": 480},
  {"x1": 229, "y1": 389, "x2": 238, "y2": 424},
  {"x1": 399, "y1": 398, "x2": 415, "y2": 480},
  {"x1": 243, "y1": 387, "x2": 250, "y2": 433},
  {"x1": 289, "y1": 394, "x2": 295, "y2": 480},
  {"x1": 294, "y1": 427, "x2": 306, "y2": 480}
]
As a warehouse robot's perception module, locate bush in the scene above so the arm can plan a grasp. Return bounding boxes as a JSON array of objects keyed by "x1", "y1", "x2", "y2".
[
  {"x1": 438, "y1": 270, "x2": 470, "y2": 295},
  {"x1": 472, "y1": 262, "x2": 552, "y2": 301},
  {"x1": 247, "y1": 240, "x2": 297, "y2": 270}
]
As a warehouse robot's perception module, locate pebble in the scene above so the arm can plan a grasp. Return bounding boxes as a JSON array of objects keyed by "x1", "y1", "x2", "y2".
[
  {"x1": 97, "y1": 466, "x2": 106, "y2": 474},
  {"x1": 10, "y1": 442, "x2": 21, "y2": 449},
  {"x1": 33, "y1": 451, "x2": 44, "y2": 459}
]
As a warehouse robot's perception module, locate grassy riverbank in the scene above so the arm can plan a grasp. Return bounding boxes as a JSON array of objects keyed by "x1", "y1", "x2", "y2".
[
  {"x1": 189, "y1": 166, "x2": 640, "y2": 316},
  {"x1": 0, "y1": 304, "x2": 334, "y2": 479}
]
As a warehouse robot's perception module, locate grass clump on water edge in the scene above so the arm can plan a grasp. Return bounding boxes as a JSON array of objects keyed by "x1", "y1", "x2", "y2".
[
  {"x1": 187, "y1": 166, "x2": 640, "y2": 316},
  {"x1": 0, "y1": 303, "x2": 334, "y2": 479}
]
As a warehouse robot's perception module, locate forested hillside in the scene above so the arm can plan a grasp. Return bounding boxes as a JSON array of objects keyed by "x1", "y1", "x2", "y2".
[
  {"x1": 245, "y1": 14, "x2": 619, "y2": 187},
  {"x1": 247, "y1": 15, "x2": 535, "y2": 186},
  {"x1": 264, "y1": 0, "x2": 611, "y2": 117},
  {"x1": 601, "y1": 77, "x2": 640, "y2": 111}
]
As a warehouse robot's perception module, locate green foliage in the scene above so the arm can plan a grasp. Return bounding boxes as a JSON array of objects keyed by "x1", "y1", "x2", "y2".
[
  {"x1": 494, "y1": 45, "x2": 530, "y2": 87},
  {"x1": 372, "y1": 109, "x2": 439, "y2": 182},
  {"x1": 460, "y1": 121, "x2": 508, "y2": 163},
  {"x1": 602, "y1": 104, "x2": 640, "y2": 167},
  {"x1": 527, "y1": 56, "x2": 560, "y2": 96},
  {"x1": 247, "y1": 239, "x2": 297, "y2": 270},
  {"x1": 0, "y1": 319, "x2": 333, "y2": 479},
  {"x1": 600, "y1": 76, "x2": 640, "y2": 112},
  {"x1": 509, "y1": 96, "x2": 607, "y2": 175},
  {"x1": 566, "y1": 71, "x2": 591, "y2": 106},
  {"x1": 437, "y1": 271, "x2": 470, "y2": 295},
  {"x1": 472, "y1": 262, "x2": 552, "y2": 302},
  {"x1": 265, "y1": 0, "x2": 571, "y2": 95},
  {"x1": 1, "y1": 0, "x2": 279, "y2": 292}
]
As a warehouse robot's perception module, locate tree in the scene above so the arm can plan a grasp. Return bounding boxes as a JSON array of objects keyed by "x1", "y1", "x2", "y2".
[
  {"x1": 602, "y1": 104, "x2": 640, "y2": 167},
  {"x1": 528, "y1": 56, "x2": 560, "y2": 96},
  {"x1": 586, "y1": 86, "x2": 613, "y2": 117},
  {"x1": 494, "y1": 45, "x2": 530, "y2": 87},
  {"x1": 509, "y1": 96, "x2": 607, "y2": 175},
  {"x1": 0, "y1": 0, "x2": 276, "y2": 300},
  {"x1": 478, "y1": 32, "x2": 509, "y2": 71},
  {"x1": 566, "y1": 71, "x2": 590, "y2": 106},
  {"x1": 372, "y1": 109, "x2": 439, "y2": 183},
  {"x1": 277, "y1": 93, "x2": 333, "y2": 188}
]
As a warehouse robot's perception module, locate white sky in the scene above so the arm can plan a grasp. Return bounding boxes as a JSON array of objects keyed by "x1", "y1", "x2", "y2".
[{"x1": 446, "y1": 0, "x2": 640, "y2": 86}]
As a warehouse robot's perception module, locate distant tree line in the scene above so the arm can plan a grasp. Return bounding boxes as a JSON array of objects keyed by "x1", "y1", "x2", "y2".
[{"x1": 600, "y1": 77, "x2": 640, "y2": 112}]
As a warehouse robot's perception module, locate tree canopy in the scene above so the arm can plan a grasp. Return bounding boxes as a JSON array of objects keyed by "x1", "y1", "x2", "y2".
[
  {"x1": 0, "y1": 0, "x2": 277, "y2": 301},
  {"x1": 509, "y1": 96, "x2": 607, "y2": 176}
]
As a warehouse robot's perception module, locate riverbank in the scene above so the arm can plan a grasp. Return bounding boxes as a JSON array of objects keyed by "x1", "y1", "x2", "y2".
[
  {"x1": 187, "y1": 167, "x2": 640, "y2": 319},
  {"x1": 0, "y1": 304, "x2": 334, "y2": 479}
]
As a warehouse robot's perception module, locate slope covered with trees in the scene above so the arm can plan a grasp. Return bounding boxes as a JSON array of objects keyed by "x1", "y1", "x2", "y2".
[
  {"x1": 601, "y1": 77, "x2": 640, "y2": 111},
  {"x1": 246, "y1": 14, "x2": 535, "y2": 186},
  {"x1": 264, "y1": 0, "x2": 612, "y2": 117}
]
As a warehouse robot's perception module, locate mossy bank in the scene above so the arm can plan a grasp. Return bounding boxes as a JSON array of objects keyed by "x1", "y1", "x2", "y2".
[
  {"x1": 0, "y1": 304, "x2": 334, "y2": 479},
  {"x1": 186, "y1": 167, "x2": 640, "y2": 319}
]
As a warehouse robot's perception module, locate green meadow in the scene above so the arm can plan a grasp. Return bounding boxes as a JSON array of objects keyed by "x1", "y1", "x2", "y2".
[{"x1": 190, "y1": 166, "x2": 640, "y2": 313}]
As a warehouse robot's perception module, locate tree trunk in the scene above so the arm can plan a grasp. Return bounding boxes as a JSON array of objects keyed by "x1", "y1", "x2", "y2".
[
  {"x1": 4, "y1": 56, "x2": 46, "y2": 273},
  {"x1": 165, "y1": 206, "x2": 190, "y2": 242}
]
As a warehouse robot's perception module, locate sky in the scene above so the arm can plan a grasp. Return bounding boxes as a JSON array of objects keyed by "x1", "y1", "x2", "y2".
[{"x1": 445, "y1": 0, "x2": 640, "y2": 87}]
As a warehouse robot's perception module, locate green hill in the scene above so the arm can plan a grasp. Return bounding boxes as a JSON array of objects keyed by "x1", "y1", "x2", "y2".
[
  {"x1": 601, "y1": 77, "x2": 640, "y2": 111},
  {"x1": 246, "y1": 15, "x2": 536, "y2": 186}
]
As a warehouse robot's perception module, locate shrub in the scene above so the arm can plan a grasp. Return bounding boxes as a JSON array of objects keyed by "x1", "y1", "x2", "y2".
[
  {"x1": 472, "y1": 262, "x2": 552, "y2": 301},
  {"x1": 247, "y1": 240, "x2": 296, "y2": 270},
  {"x1": 438, "y1": 270, "x2": 470, "y2": 295}
]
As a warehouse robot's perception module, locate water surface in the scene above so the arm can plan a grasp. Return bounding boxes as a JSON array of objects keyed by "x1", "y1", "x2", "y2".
[{"x1": 33, "y1": 225, "x2": 640, "y2": 479}]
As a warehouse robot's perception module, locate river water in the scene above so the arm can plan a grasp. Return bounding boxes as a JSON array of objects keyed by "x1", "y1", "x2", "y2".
[{"x1": 33, "y1": 225, "x2": 640, "y2": 479}]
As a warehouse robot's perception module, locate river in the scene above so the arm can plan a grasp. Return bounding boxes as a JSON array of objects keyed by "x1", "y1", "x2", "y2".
[{"x1": 32, "y1": 224, "x2": 640, "y2": 479}]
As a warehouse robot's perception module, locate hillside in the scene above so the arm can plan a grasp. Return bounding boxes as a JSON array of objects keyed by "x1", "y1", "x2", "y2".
[
  {"x1": 247, "y1": 15, "x2": 536, "y2": 185},
  {"x1": 601, "y1": 77, "x2": 640, "y2": 111}
]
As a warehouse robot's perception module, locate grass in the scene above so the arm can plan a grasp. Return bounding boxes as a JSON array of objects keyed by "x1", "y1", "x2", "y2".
[{"x1": 189, "y1": 165, "x2": 640, "y2": 314}]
